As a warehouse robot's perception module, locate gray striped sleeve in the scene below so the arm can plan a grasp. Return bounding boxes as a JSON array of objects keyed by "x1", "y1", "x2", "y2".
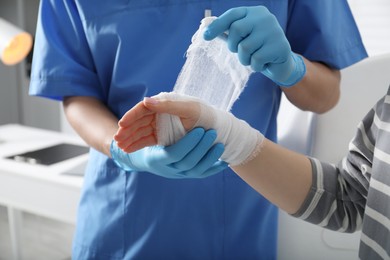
[
  {"x1": 293, "y1": 157, "x2": 366, "y2": 232},
  {"x1": 292, "y1": 97, "x2": 383, "y2": 233},
  {"x1": 291, "y1": 90, "x2": 390, "y2": 258}
]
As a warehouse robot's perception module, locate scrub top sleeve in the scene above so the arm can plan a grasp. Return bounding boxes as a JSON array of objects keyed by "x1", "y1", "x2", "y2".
[
  {"x1": 286, "y1": 0, "x2": 368, "y2": 70},
  {"x1": 29, "y1": 0, "x2": 102, "y2": 101}
]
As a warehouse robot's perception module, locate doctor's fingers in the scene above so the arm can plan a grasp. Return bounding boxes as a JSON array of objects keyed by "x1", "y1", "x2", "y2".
[
  {"x1": 235, "y1": 32, "x2": 266, "y2": 66},
  {"x1": 203, "y1": 7, "x2": 247, "y2": 41},
  {"x1": 225, "y1": 17, "x2": 257, "y2": 53},
  {"x1": 171, "y1": 129, "x2": 220, "y2": 171},
  {"x1": 197, "y1": 160, "x2": 228, "y2": 178},
  {"x1": 156, "y1": 128, "x2": 206, "y2": 163},
  {"x1": 182, "y1": 143, "x2": 226, "y2": 179},
  {"x1": 249, "y1": 42, "x2": 289, "y2": 72}
]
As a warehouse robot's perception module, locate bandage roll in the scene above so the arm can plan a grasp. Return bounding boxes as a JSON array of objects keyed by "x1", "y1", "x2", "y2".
[{"x1": 173, "y1": 17, "x2": 252, "y2": 112}]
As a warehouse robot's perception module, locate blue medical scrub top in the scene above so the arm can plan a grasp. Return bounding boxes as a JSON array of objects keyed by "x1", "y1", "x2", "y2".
[{"x1": 30, "y1": 0, "x2": 367, "y2": 259}]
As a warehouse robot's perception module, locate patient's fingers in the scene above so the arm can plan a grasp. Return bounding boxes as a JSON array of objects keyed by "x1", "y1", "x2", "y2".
[
  {"x1": 143, "y1": 97, "x2": 198, "y2": 116},
  {"x1": 143, "y1": 97, "x2": 200, "y2": 130},
  {"x1": 119, "y1": 100, "x2": 154, "y2": 128},
  {"x1": 121, "y1": 135, "x2": 157, "y2": 153},
  {"x1": 116, "y1": 95, "x2": 202, "y2": 153},
  {"x1": 115, "y1": 100, "x2": 157, "y2": 148},
  {"x1": 114, "y1": 114, "x2": 155, "y2": 142},
  {"x1": 115, "y1": 124, "x2": 155, "y2": 150}
]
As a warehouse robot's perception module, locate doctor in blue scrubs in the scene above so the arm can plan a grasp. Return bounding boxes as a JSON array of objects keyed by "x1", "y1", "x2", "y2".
[{"x1": 29, "y1": 1, "x2": 367, "y2": 259}]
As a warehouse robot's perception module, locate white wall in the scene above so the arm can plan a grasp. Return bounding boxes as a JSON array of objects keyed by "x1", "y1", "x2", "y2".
[
  {"x1": 348, "y1": 0, "x2": 390, "y2": 56},
  {"x1": 0, "y1": 0, "x2": 61, "y2": 131},
  {"x1": 0, "y1": 1, "x2": 22, "y2": 125},
  {"x1": 20, "y1": 0, "x2": 62, "y2": 131}
]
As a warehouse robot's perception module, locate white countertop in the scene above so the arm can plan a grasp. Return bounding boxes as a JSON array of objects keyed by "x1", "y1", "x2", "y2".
[{"x1": 0, "y1": 124, "x2": 88, "y2": 224}]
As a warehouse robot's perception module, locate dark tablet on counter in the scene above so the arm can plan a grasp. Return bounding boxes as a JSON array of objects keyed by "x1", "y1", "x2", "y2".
[{"x1": 6, "y1": 143, "x2": 89, "y2": 165}]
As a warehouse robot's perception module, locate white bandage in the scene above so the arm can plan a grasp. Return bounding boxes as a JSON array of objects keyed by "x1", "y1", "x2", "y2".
[
  {"x1": 173, "y1": 16, "x2": 253, "y2": 112},
  {"x1": 155, "y1": 92, "x2": 264, "y2": 166}
]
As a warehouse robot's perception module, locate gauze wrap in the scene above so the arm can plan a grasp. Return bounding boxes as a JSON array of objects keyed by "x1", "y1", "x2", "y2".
[
  {"x1": 173, "y1": 16, "x2": 252, "y2": 111},
  {"x1": 156, "y1": 17, "x2": 259, "y2": 165},
  {"x1": 156, "y1": 92, "x2": 264, "y2": 166}
]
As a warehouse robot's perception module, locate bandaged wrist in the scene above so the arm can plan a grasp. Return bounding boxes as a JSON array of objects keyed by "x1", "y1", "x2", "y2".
[{"x1": 155, "y1": 92, "x2": 264, "y2": 166}]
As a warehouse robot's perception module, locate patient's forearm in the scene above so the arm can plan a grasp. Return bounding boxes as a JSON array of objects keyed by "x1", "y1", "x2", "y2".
[
  {"x1": 232, "y1": 139, "x2": 312, "y2": 214},
  {"x1": 116, "y1": 93, "x2": 313, "y2": 213}
]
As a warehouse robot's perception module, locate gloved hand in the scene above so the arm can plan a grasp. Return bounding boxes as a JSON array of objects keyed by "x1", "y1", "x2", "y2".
[
  {"x1": 110, "y1": 128, "x2": 228, "y2": 179},
  {"x1": 203, "y1": 6, "x2": 306, "y2": 87}
]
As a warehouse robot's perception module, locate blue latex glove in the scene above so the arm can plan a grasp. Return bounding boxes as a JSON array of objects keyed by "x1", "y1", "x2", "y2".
[
  {"x1": 110, "y1": 128, "x2": 228, "y2": 179},
  {"x1": 203, "y1": 6, "x2": 306, "y2": 87}
]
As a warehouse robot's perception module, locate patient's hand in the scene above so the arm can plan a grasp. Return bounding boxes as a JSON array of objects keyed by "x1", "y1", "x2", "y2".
[
  {"x1": 114, "y1": 96, "x2": 201, "y2": 153},
  {"x1": 114, "y1": 92, "x2": 263, "y2": 166}
]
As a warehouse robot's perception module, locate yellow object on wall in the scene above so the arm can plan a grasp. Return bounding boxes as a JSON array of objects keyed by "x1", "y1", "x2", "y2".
[{"x1": 0, "y1": 18, "x2": 32, "y2": 66}]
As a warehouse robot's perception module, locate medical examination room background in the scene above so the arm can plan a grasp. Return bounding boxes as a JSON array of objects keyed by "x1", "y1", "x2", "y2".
[{"x1": 0, "y1": 0, "x2": 389, "y2": 259}]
